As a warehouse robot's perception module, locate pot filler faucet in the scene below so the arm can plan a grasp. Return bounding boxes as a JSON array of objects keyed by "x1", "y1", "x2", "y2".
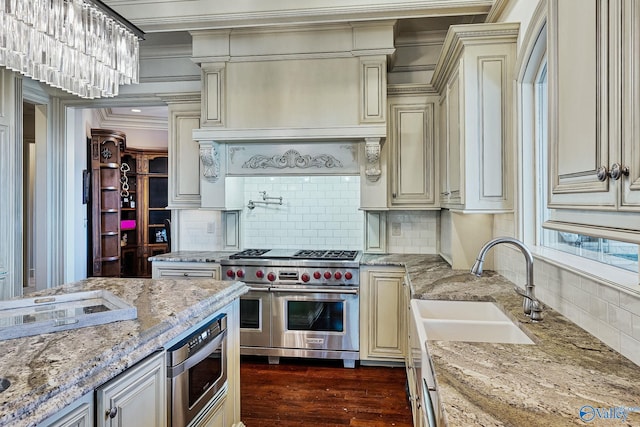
[{"x1": 470, "y1": 237, "x2": 543, "y2": 322}]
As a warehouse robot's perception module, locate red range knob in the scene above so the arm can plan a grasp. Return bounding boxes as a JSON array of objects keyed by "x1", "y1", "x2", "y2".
[
  {"x1": 345, "y1": 271, "x2": 353, "y2": 280},
  {"x1": 334, "y1": 271, "x2": 342, "y2": 280},
  {"x1": 267, "y1": 272, "x2": 276, "y2": 282},
  {"x1": 313, "y1": 271, "x2": 321, "y2": 279},
  {"x1": 226, "y1": 269, "x2": 235, "y2": 279},
  {"x1": 256, "y1": 270, "x2": 264, "y2": 279},
  {"x1": 301, "y1": 273, "x2": 310, "y2": 282},
  {"x1": 323, "y1": 271, "x2": 332, "y2": 280},
  {"x1": 236, "y1": 270, "x2": 245, "y2": 278}
]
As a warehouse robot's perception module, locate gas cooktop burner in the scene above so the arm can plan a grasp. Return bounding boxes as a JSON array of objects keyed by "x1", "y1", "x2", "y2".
[{"x1": 229, "y1": 249, "x2": 360, "y2": 261}]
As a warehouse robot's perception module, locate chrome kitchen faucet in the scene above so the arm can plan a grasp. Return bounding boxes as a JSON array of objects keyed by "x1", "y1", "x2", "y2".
[{"x1": 470, "y1": 237, "x2": 544, "y2": 322}]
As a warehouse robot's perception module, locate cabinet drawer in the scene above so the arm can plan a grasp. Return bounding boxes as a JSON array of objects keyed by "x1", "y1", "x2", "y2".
[
  {"x1": 151, "y1": 261, "x2": 220, "y2": 280},
  {"x1": 156, "y1": 269, "x2": 216, "y2": 279}
]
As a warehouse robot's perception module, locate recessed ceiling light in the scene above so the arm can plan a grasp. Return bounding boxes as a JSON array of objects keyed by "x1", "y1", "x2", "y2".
[{"x1": 131, "y1": 108, "x2": 141, "y2": 113}]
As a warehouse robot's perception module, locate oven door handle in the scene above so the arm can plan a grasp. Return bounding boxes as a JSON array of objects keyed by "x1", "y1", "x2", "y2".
[
  {"x1": 248, "y1": 286, "x2": 270, "y2": 292},
  {"x1": 269, "y1": 287, "x2": 359, "y2": 295},
  {"x1": 167, "y1": 329, "x2": 227, "y2": 378}
]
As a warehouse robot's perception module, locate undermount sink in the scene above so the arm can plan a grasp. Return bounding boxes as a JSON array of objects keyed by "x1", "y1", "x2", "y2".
[{"x1": 411, "y1": 299, "x2": 534, "y2": 345}]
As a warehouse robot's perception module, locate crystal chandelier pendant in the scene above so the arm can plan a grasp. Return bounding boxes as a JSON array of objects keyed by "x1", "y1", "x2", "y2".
[{"x1": 0, "y1": 0, "x2": 143, "y2": 99}]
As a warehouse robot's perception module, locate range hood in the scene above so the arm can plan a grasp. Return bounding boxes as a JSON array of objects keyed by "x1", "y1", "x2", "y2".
[{"x1": 194, "y1": 125, "x2": 386, "y2": 181}]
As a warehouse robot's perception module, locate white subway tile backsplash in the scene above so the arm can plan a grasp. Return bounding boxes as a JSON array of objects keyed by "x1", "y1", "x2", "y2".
[
  {"x1": 621, "y1": 333, "x2": 640, "y2": 366},
  {"x1": 608, "y1": 305, "x2": 633, "y2": 336},
  {"x1": 386, "y1": 211, "x2": 438, "y2": 254},
  {"x1": 242, "y1": 176, "x2": 364, "y2": 249}
]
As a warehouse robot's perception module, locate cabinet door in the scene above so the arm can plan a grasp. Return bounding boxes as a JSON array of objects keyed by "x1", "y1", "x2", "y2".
[
  {"x1": 621, "y1": 0, "x2": 640, "y2": 209},
  {"x1": 41, "y1": 394, "x2": 94, "y2": 427},
  {"x1": 548, "y1": 0, "x2": 615, "y2": 209},
  {"x1": 96, "y1": 351, "x2": 166, "y2": 427},
  {"x1": 388, "y1": 96, "x2": 437, "y2": 208},
  {"x1": 445, "y1": 71, "x2": 462, "y2": 206},
  {"x1": 168, "y1": 102, "x2": 202, "y2": 208},
  {"x1": 360, "y1": 268, "x2": 406, "y2": 361}
]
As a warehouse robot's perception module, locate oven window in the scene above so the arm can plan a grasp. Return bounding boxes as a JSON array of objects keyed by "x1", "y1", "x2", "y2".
[
  {"x1": 240, "y1": 299, "x2": 260, "y2": 329},
  {"x1": 287, "y1": 301, "x2": 344, "y2": 332},
  {"x1": 188, "y1": 351, "x2": 223, "y2": 408}
]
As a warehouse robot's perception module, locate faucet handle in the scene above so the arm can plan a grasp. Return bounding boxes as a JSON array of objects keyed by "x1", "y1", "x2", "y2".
[{"x1": 530, "y1": 300, "x2": 544, "y2": 321}]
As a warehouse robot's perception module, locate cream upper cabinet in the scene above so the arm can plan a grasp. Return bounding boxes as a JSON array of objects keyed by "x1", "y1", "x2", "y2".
[
  {"x1": 438, "y1": 70, "x2": 462, "y2": 206},
  {"x1": 620, "y1": 0, "x2": 640, "y2": 209},
  {"x1": 431, "y1": 23, "x2": 518, "y2": 212},
  {"x1": 547, "y1": 0, "x2": 640, "y2": 233},
  {"x1": 166, "y1": 97, "x2": 201, "y2": 209},
  {"x1": 387, "y1": 91, "x2": 438, "y2": 208},
  {"x1": 547, "y1": 0, "x2": 613, "y2": 209}
]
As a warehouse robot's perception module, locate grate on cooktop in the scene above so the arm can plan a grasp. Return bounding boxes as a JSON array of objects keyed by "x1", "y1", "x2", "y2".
[
  {"x1": 229, "y1": 249, "x2": 270, "y2": 259},
  {"x1": 293, "y1": 250, "x2": 359, "y2": 260}
]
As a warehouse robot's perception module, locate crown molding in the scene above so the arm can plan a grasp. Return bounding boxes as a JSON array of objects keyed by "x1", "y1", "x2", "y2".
[{"x1": 115, "y1": 1, "x2": 493, "y2": 33}]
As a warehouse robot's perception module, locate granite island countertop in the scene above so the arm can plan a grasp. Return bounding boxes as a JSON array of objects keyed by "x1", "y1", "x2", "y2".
[
  {"x1": 361, "y1": 254, "x2": 640, "y2": 426},
  {"x1": 0, "y1": 277, "x2": 247, "y2": 427}
]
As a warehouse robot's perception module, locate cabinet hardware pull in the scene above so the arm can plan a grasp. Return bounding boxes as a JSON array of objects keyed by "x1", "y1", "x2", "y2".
[
  {"x1": 183, "y1": 272, "x2": 189, "y2": 276},
  {"x1": 596, "y1": 166, "x2": 609, "y2": 182},
  {"x1": 609, "y1": 163, "x2": 629, "y2": 181},
  {"x1": 107, "y1": 407, "x2": 118, "y2": 418},
  {"x1": 597, "y1": 164, "x2": 630, "y2": 181}
]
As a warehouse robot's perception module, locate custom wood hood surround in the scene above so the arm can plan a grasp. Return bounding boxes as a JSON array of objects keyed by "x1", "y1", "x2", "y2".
[{"x1": 189, "y1": 22, "x2": 395, "y2": 208}]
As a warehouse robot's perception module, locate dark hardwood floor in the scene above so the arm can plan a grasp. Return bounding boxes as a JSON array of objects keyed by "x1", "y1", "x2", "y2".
[{"x1": 240, "y1": 356, "x2": 413, "y2": 427}]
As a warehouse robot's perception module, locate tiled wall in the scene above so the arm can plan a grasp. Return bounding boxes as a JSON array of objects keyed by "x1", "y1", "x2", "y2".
[
  {"x1": 493, "y1": 214, "x2": 640, "y2": 367},
  {"x1": 241, "y1": 176, "x2": 363, "y2": 250},
  {"x1": 175, "y1": 209, "x2": 224, "y2": 251},
  {"x1": 387, "y1": 211, "x2": 438, "y2": 254}
]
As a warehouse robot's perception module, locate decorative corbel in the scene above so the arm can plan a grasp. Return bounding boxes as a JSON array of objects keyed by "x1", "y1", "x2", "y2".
[
  {"x1": 364, "y1": 137, "x2": 383, "y2": 182},
  {"x1": 200, "y1": 143, "x2": 220, "y2": 182}
]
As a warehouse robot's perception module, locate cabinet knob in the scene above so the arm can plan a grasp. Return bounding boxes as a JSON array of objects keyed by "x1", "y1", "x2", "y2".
[
  {"x1": 183, "y1": 272, "x2": 189, "y2": 277},
  {"x1": 392, "y1": 192, "x2": 397, "y2": 198},
  {"x1": 106, "y1": 407, "x2": 118, "y2": 419},
  {"x1": 596, "y1": 164, "x2": 630, "y2": 181},
  {"x1": 609, "y1": 163, "x2": 629, "y2": 181}
]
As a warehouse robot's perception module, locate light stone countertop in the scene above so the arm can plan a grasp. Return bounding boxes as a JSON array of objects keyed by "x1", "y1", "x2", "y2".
[
  {"x1": 361, "y1": 253, "x2": 640, "y2": 426},
  {"x1": 0, "y1": 277, "x2": 247, "y2": 427},
  {"x1": 148, "y1": 250, "x2": 236, "y2": 263}
]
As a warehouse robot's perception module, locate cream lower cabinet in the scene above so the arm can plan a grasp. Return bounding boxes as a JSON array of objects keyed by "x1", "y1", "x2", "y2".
[
  {"x1": 360, "y1": 266, "x2": 406, "y2": 363},
  {"x1": 432, "y1": 23, "x2": 518, "y2": 212},
  {"x1": 151, "y1": 261, "x2": 220, "y2": 280},
  {"x1": 39, "y1": 393, "x2": 93, "y2": 427},
  {"x1": 387, "y1": 92, "x2": 438, "y2": 209},
  {"x1": 96, "y1": 351, "x2": 166, "y2": 427}
]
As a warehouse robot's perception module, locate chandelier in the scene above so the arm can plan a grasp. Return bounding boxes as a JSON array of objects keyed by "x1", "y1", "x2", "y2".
[{"x1": 0, "y1": 0, "x2": 144, "y2": 99}]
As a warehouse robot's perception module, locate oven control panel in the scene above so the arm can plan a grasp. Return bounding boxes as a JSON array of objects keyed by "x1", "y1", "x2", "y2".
[{"x1": 223, "y1": 266, "x2": 359, "y2": 286}]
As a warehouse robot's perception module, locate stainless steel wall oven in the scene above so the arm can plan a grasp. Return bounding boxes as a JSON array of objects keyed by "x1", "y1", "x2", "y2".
[
  {"x1": 166, "y1": 313, "x2": 227, "y2": 427},
  {"x1": 222, "y1": 249, "x2": 361, "y2": 368}
]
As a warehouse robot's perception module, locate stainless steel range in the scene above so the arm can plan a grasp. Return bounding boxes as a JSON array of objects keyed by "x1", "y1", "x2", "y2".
[{"x1": 221, "y1": 249, "x2": 361, "y2": 368}]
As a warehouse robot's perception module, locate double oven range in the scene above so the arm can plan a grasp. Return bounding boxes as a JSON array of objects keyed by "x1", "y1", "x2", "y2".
[{"x1": 221, "y1": 249, "x2": 361, "y2": 368}]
